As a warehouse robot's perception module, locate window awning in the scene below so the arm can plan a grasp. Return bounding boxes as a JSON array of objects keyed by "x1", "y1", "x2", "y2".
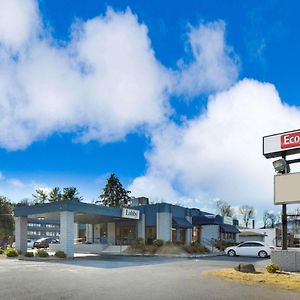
[
  {"x1": 220, "y1": 224, "x2": 240, "y2": 233},
  {"x1": 172, "y1": 217, "x2": 193, "y2": 229}
]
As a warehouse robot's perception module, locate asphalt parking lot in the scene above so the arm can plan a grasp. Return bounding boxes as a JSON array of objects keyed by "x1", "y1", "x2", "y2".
[{"x1": 0, "y1": 255, "x2": 299, "y2": 300}]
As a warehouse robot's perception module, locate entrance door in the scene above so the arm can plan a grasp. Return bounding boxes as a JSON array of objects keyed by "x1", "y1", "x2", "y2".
[{"x1": 117, "y1": 226, "x2": 136, "y2": 245}]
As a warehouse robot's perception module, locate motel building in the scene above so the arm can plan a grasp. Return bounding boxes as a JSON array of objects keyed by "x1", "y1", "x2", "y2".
[{"x1": 14, "y1": 198, "x2": 239, "y2": 257}]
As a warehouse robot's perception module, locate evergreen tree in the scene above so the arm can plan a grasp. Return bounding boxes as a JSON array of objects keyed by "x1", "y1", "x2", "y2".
[
  {"x1": 49, "y1": 187, "x2": 62, "y2": 202},
  {"x1": 98, "y1": 173, "x2": 131, "y2": 207},
  {"x1": 0, "y1": 196, "x2": 14, "y2": 241},
  {"x1": 62, "y1": 187, "x2": 82, "y2": 201},
  {"x1": 32, "y1": 189, "x2": 48, "y2": 204}
]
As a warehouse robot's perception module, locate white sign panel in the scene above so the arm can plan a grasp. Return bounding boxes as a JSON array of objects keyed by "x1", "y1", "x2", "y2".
[
  {"x1": 121, "y1": 208, "x2": 140, "y2": 219},
  {"x1": 274, "y1": 172, "x2": 300, "y2": 205},
  {"x1": 263, "y1": 129, "x2": 300, "y2": 158}
]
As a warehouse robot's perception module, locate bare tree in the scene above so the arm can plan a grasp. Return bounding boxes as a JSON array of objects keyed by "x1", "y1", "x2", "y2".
[
  {"x1": 263, "y1": 210, "x2": 269, "y2": 228},
  {"x1": 239, "y1": 205, "x2": 255, "y2": 228},
  {"x1": 263, "y1": 210, "x2": 277, "y2": 228},
  {"x1": 216, "y1": 200, "x2": 234, "y2": 217}
]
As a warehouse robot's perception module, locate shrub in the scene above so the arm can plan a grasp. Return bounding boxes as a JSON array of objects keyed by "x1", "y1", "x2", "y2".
[
  {"x1": 183, "y1": 242, "x2": 210, "y2": 254},
  {"x1": 132, "y1": 238, "x2": 145, "y2": 248},
  {"x1": 266, "y1": 263, "x2": 279, "y2": 273},
  {"x1": 24, "y1": 252, "x2": 34, "y2": 257},
  {"x1": 35, "y1": 249, "x2": 49, "y2": 258},
  {"x1": 153, "y1": 239, "x2": 164, "y2": 247},
  {"x1": 0, "y1": 249, "x2": 4, "y2": 255},
  {"x1": 164, "y1": 240, "x2": 173, "y2": 246},
  {"x1": 173, "y1": 240, "x2": 183, "y2": 246},
  {"x1": 54, "y1": 251, "x2": 66, "y2": 258},
  {"x1": 5, "y1": 248, "x2": 19, "y2": 257}
]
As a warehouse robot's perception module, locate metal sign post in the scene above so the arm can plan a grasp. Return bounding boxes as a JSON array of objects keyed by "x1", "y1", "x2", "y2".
[
  {"x1": 263, "y1": 129, "x2": 300, "y2": 251},
  {"x1": 282, "y1": 203, "x2": 287, "y2": 250},
  {"x1": 282, "y1": 153, "x2": 288, "y2": 250}
]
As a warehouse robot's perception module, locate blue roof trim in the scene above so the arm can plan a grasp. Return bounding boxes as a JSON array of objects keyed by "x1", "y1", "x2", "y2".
[
  {"x1": 192, "y1": 215, "x2": 222, "y2": 225},
  {"x1": 14, "y1": 200, "x2": 122, "y2": 218},
  {"x1": 220, "y1": 224, "x2": 240, "y2": 233},
  {"x1": 172, "y1": 217, "x2": 193, "y2": 229}
]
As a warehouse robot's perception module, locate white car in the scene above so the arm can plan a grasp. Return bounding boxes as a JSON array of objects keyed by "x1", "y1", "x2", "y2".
[
  {"x1": 224, "y1": 241, "x2": 274, "y2": 258},
  {"x1": 12, "y1": 239, "x2": 35, "y2": 249}
]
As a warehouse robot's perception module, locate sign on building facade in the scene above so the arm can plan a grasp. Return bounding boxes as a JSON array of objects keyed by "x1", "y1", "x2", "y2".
[{"x1": 121, "y1": 208, "x2": 140, "y2": 219}]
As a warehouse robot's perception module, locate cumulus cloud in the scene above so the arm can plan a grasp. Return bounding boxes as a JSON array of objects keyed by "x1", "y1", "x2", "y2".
[
  {"x1": 175, "y1": 21, "x2": 239, "y2": 97},
  {"x1": 130, "y1": 79, "x2": 300, "y2": 212},
  {"x1": 0, "y1": 0, "x2": 240, "y2": 150},
  {"x1": 0, "y1": 2, "x2": 172, "y2": 149},
  {"x1": 0, "y1": 0, "x2": 40, "y2": 51}
]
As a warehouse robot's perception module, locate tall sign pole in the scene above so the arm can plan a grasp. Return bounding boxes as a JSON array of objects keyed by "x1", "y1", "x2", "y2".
[
  {"x1": 282, "y1": 154, "x2": 288, "y2": 250},
  {"x1": 263, "y1": 129, "x2": 300, "y2": 251}
]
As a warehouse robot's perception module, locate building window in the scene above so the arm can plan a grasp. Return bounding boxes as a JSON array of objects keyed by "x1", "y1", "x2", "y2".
[
  {"x1": 145, "y1": 226, "x2": 156, "y2": 244},
  {"x1": 46, "y1": 224, "x2": 58, "y2": 228},
  {"x1": 28, "y1": 223, "x2": 41, "y2": 227},
  {"x1": 46, "y1": 231, "x2": 58, "y2": 236}
]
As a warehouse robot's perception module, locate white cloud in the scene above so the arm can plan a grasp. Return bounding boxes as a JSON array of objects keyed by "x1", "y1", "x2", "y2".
[
  {"x1": 0, "y1": 1, "x2": 240, "y2": 150},
  {"x1": 7, "y1": 178, "x2": 25, "y2": 188},
  {"x1": 130, "y1": 79, "x2": 300, "y2": 213},
  {"x1": 0, "y1": 0, "x2": 40, "y2": 51},
  {"x1": 0, "y1": 3, "x2": 172, "y2": 150},
  {"x1": 175, "y1": 21, "x2": 239, "y2": 97}
]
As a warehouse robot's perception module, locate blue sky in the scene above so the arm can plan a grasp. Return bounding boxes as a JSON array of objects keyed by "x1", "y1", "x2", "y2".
[{"x1": 1, "y1": 0, "x2": 300, "y2": 223}]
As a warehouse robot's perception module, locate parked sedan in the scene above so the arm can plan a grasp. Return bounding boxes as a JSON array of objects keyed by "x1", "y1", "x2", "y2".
[
  {"x1": 224, "y1": 241, "x2": 274, "y2": 258},
  {"x1": 33, "y1": 238, "x2": 59, "y2": 249},
  {"x1": 12, "y1": 239, "x2": 35, "y2": 249}
]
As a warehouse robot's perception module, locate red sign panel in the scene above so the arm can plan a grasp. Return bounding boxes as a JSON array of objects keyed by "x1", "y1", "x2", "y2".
[{"x1": 281, "y1": 131, "x2": 300, "y2": 149}]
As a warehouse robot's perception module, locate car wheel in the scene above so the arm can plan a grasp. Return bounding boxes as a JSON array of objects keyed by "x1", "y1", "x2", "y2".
[
  {"x1": 258, "y1": 250, "x2": 267, "y2": 258},
  {"x1": 228, "y1": 250, "x2": 236, "y2": 257}
]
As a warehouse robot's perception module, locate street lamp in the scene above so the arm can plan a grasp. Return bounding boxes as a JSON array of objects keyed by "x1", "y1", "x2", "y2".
[{"x1": 272, "y1": 158, "x2": 290, "y2": 174}]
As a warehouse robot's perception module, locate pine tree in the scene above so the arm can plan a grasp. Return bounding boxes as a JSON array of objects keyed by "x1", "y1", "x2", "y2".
[
  {"x1": 62, "y1": 187, "x2": 82, "y2": 201},
  {"x1": 32, "y1": 189, "x2": 48, "y2": 204},
  {"x1": 98, "y1": 173, "x2": 131, "y2": 207},
  {"x1": 49, "y1": 187, "x2": 62, "y2": 202},
  {"x1": 0, "y1": 196, "x2": 14, "y2": 241}
]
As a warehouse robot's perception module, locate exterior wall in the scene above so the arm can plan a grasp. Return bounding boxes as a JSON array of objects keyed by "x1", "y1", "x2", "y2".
[
  {"x1": 239, "y1": 235, "x2": 264, "y2": 243},
  {"x1": 107, "y1": 222, "x2": 116, "y2": 245},
  {"x1": 156, "y1": 212, "x2": 172, "y2": 241},
  {"x1": 86, "y1": 224, "x2": 94, "y2": 243},
  {"x1": 60, "y1": 211, "x2": 74, "y2": 258},
  {"x1": 254, "y1": 228, "x2": 276, "y2": 246},
  {"x1": 272, "y1": 250, "x2": 300, "y2": 272},
  {"x1": 15, "y1": 217, "x2": 28, "y2": 253},
  {"x1": 201, "y1": 225, "x2": 219, "y2": 245},
  {"x1": 185, "y1": 216, "x2": 192, "y2": 245},
  {"x1": 74, "y1": 223, "x2": 79, "y2": 240},
  {"x1": 239, "y1": 228, "x2": 276, "y2": 245},
  {"x1": 137, "y1": 214, "x2": 145, "y2": 240}
]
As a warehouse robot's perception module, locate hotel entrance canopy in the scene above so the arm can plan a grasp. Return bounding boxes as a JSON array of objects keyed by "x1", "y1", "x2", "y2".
[
  {"x1": 14, "y1": 200, "x2": 133, "y2": 224},
  {"x1": 14, "y1": 200, "x2": 140, "y2": 257}
]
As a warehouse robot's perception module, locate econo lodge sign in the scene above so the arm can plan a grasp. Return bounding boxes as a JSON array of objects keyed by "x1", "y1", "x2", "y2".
[
  {"x1": 281, "y1": 131, "x2": 300, "y2": 149},
  {"x1": 263, "y1": 129, "x2": 300, "y2": 158}
]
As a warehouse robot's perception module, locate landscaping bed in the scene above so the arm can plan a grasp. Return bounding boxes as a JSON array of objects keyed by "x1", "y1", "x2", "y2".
[
  {"x1": 205, "y1": 267, "x2": 300, "y2": 293},
  {"x1": 126, "y1": 239, "x2": 210, "y2": 256}
]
